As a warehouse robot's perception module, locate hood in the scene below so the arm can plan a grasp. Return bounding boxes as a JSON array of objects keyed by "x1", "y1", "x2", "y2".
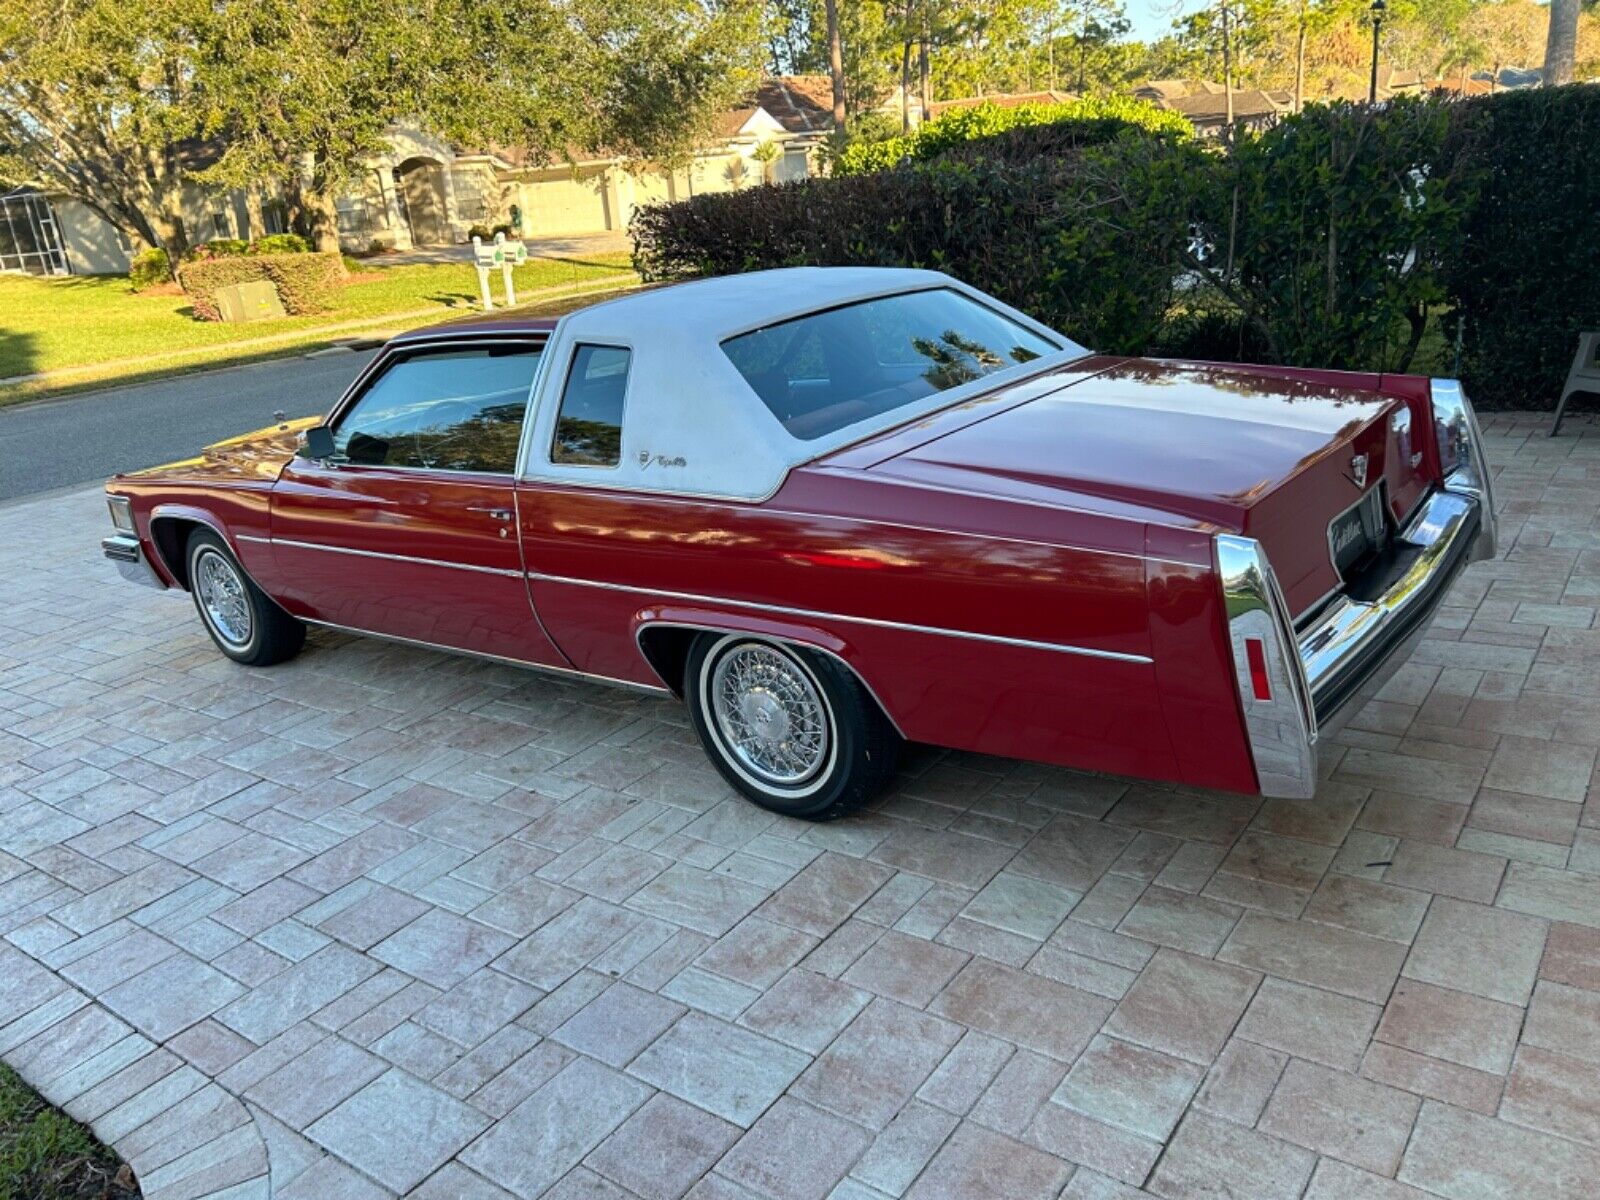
[
  {"x1": 121, "y1": 416, "x2": 320, "y2": 485},
  {"x1": 858, "y1": 358, "x2": 1398, "y2": 530}
]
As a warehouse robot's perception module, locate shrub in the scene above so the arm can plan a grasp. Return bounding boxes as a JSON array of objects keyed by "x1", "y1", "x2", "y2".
[
  {"x1": 268, "y1": 253, "x2": 346, "y2": 311},
  {"x1": 127, "y1": 248, "x2": 170, "y2": 290},
  {"x1": 179, "y1": 251, "x2": 345, "y2": 320},
  {"x1": 467, "y1": 224, "x2": 493, "y2": 242},
  {"x1": 1193, "y1": 96, "x2": 1466, "y2": 373},
  {"x1": 250, "y1": 232, "x2": 310, "y2": 254},
  {"x1": 835, "y1": 95, "x2": 1192, "y2": 175},
  {"x1": 634, "y1": 133, "x2": 1208, "y2": 355},
  {"x1": 183, "y1": 238, "x2": 250, "y2": 262},
  {"x1": 1444, "y1": 84, "x2": 1600, "y2": 409},
  {"x1": 635, "y1": 85, "x2": 1600, "y2": 409}
]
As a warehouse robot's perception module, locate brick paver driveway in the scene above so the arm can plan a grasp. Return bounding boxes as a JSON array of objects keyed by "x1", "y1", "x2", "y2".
[{"x1": 3, "y1": 412, "x2": 1599, "y2": 1200}]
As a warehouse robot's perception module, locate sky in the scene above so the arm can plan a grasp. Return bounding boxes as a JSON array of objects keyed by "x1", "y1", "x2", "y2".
[{"x1": 1124, "y1": 0, "x2": 1206, "y2": 42}]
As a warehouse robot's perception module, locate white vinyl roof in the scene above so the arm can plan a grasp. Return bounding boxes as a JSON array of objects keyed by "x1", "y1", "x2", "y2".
[{"x1": 518, "y1": 267, "x2": 1088, "y2": 502}]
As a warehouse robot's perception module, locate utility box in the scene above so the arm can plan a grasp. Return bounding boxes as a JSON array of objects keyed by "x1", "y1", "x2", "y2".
[{"x1": 214, "y1": 279, "x2": 287, "y2": 323}]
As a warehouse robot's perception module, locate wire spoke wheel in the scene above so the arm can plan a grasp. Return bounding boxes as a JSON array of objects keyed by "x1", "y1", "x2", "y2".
[
  {"x1": 195, "y1": 549, "x2": 253, "y2": 648},
  {"x1": 709, "y1": 643, "x2": 830, "y2": 788}
]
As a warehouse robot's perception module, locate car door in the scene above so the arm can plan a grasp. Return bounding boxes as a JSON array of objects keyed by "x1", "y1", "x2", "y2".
[{"x1": 268, "y1": 337, "x2": 569, "y2": 666}]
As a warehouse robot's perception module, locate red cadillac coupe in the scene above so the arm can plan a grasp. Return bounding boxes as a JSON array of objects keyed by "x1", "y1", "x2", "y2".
[{"x1": 102, "y1": 268, "x2": 1495, "y2": 819}]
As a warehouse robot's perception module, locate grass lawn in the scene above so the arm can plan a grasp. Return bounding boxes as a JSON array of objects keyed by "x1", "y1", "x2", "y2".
[
  {"x1": 0, "y1": 1064, "x2": 139, "y2": 1200},
  {"x1": 0, "y1": 253, "x2": 636, "y2": 404}
]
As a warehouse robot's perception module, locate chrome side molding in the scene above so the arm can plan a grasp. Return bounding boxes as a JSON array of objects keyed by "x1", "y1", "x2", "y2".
[{"x1": 1217, "y1": 534, "x2": 1319, "y2": 800}]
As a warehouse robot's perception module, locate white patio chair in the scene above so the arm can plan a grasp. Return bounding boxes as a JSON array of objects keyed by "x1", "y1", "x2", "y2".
[{"x1": 1551, "y1": 331, "x2": 1600, "y2": 436}]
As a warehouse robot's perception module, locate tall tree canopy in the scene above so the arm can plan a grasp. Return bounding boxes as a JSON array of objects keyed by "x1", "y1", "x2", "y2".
[
  {"x1": 0, "y1": 0, "x2": 761, "y2": 262},
  {"x1": 0, "y1": 0, "x2": 210, "y2": 262}
]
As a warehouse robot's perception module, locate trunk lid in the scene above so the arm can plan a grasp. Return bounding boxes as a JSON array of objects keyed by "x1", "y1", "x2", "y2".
[{"x1": 853, "y1": 358, "x2": 1433, "y2": 616}]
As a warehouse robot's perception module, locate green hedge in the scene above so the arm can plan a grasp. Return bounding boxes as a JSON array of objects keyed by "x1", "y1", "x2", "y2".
[
  {"x1": 634, "y1": 135, "x2": 1203, "y2": 355},
  {"x1": 634, "y1": 85, "x2": 1600, "y2": 410},
  {"x1": 1444, "y1": 86, "x2": 1600, "y2": 409},
  {"x1": 251, "y1": 232, "x2": 311, "y2": 254},
  {"x1": 179, "y1": 251, "x2": 345, "y2": 320},
  {"x1": 835, "y1": 96, "x2": 1192, "y2": 175}
]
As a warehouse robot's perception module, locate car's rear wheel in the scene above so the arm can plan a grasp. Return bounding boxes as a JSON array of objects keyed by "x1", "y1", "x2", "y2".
[
  {"x1": 186, "y1": 530, "x2": 305, "y2": 666},
  {"x1": 685, "y1": 632, "x2": 900, "y2": 820}
]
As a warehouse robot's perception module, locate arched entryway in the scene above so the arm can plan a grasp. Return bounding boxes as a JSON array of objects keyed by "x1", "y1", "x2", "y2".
[{"x1": 394, "y1": 157, "x2": 451, "y2": 246}]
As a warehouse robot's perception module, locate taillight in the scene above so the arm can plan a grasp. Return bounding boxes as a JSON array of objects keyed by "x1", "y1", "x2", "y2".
[
  {"x1": 1245, "y1": 638, "x2": 1271, "y2": 700},
  {"x1": 1216, "y1": 535, "x2": 1318, "y2": 799}
]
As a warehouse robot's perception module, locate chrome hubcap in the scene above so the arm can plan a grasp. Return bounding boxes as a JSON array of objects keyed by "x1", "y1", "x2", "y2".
[
  {"x1": 196, "y1": 550, "x2": 252, "y2": 647},
  {"x1": 710, "y1": 644, "x2": 828, "y2": 787}
]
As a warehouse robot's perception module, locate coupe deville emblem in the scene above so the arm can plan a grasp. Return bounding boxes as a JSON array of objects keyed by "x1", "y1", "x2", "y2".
[{"x1": 1350, "y1": 453, "x2": 1369, "y2": 488}]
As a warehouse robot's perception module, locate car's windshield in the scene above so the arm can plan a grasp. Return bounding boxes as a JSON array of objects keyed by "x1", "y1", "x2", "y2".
[{"x1": 722, "y1": 287, "x2": 1062, "y2": 441}]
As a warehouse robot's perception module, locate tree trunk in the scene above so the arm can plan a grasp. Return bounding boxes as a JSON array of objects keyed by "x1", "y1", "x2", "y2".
[
  {"x1": 1221, "y1": 0, "x2": 1234, "y2": 127},
  {"x1": 901, "y1": 41, "x2": 914, "y2": 131},
  {"x1": 306, "y1": 189, "x2": 341, "y2": 256},
  {"x1": 825, "y1": 0, "x2": 846, "y2": 136},
  {"x1": 919, "y1": 34, "x2": 931, "y2": 119},
  {"x1": 244, "y1": 188, "x2": 266, "y2": 241},
  {"x1": 1544, "y1": 0, "x2": 1579, "y2": 86},
  {"x1": 150, "y1": 209, "x2": 189, "y2": 275},
  {"x1": 1294, "y1": 2, "x2": 1306, "y2": 112}
]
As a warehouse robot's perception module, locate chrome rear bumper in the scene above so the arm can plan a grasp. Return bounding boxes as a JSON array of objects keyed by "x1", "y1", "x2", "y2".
[
  {"x1": 1301, "y1": 489, "x2": 1481, "y2": 734},
  {"x1": 1222, "y1": 478, "x2": 1489, "y2": 801},
  {"x1": 102, "y1": 534, "x2": 168, "y2": 590}
]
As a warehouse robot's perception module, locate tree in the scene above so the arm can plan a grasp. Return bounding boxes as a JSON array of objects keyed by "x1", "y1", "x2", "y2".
[
  {"x1": 826, "y1": 0, "x2": 848, "y2": 132},
  {"x1": 196, "y1": 0, "x2": 761, "y2": 251},
  {"x1": 1545, "y1": 0, "x2": 1580, "y2": 83},
  {"x1": 1072, "y1": 0, "x2": 1133, "y2": 92},
  {"x1": 0, "y1": 0, "x2": 209, "y2": 272}
]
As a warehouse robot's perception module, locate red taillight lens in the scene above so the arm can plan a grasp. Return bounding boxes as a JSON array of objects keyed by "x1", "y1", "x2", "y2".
[{"x1": 1246, "y1": 638, "x2": 1272, "y2": 701}]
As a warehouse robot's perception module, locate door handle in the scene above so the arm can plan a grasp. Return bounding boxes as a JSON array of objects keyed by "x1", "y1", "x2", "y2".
[{"x1": 467, "y1": 506, "x2": 513, "y2": 522}]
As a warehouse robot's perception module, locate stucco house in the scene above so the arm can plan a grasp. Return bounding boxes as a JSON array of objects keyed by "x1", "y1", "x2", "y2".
[{"x1": 1, "y1": 77, "x2": 839, "y2": 277}]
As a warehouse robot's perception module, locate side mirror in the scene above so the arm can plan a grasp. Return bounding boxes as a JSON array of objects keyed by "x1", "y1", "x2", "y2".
[{"x1": 303, "y1": 425, "x2": 336, "y2": 461}]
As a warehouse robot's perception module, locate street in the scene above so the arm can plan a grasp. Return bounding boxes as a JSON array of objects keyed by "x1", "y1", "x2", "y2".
[{"x1": 0, "y1": 348, "x2": 378, "y2": 502}]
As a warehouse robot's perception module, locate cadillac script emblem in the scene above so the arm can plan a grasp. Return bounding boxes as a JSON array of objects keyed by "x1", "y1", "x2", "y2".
[{"x1": 1350, "y1": 453, "x2": 1369, "y2": 488}]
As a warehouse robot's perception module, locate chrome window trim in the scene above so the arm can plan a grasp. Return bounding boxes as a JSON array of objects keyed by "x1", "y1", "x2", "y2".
[
  {"x1": 548, "y1": 341, "x2": 633, "y2": 470},
  {"x1": 302, "y1": 619, "x2": 671, "y2": 695},
  {"x1": 1217, "y1": 534, "x2": 1319, "y2": 800},
  {"x1": 315, "y1": 335, "x2": 548, "y2": 476}
]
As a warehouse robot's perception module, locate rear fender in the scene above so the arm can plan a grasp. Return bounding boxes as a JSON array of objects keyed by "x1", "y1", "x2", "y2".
[{"x1": 631, "y1": 604, "x2": 905, "y2": 736}]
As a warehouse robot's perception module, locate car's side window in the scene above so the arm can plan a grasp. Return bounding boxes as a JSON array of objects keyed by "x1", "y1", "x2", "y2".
[
  {"x1": 331, "y1": 343, "x2": 541, "y2": 473},
  {"x1": 551, "y1": 344, "x2": 630, "y2": 467}
]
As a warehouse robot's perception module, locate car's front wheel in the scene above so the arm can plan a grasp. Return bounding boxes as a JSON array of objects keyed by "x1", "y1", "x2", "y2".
[
  {"x1": 685, "y1": 633, "x2": 900, "y2": 820},
  {"x1": 186, "y1": 530, "x2": 305, "y2": 667}
]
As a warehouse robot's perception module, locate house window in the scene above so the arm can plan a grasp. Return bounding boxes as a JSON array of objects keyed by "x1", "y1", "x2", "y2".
[
  {"x1": 209, "y1": 202, "x2": 233, "y2": 240},
  {"x1": 552, "y1": 345, "x2": 631, "y2": 467},
  {"x1": 261, "y1": 201, "x2": 288, "y2": 235}
]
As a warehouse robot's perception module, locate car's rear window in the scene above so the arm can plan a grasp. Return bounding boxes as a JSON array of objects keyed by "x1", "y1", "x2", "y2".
[{"x1": 722, "y1": 288, "x2": 1060, "y2": 441}]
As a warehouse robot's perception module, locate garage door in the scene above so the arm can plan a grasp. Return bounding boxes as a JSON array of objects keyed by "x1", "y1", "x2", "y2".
[{"x1": 520, "y1": 173, "x2": 609, "y2": 235}]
